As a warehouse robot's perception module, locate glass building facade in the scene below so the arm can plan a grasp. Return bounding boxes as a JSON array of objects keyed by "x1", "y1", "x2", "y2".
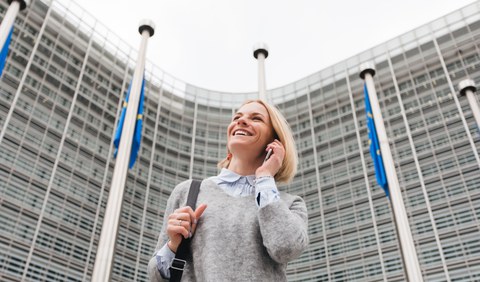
[{"x1": 1, "y1": 0, "x2": 480, "y2": 281}]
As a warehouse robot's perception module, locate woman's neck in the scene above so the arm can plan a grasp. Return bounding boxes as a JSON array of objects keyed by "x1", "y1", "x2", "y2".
[{"x1": 227, "y1": 157, "x2": 262, "y2": 176}]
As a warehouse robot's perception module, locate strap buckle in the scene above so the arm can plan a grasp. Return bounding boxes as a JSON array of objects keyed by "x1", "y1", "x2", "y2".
[{"x1": 170, "y1": 258, "x2": 187, "y2": 271}]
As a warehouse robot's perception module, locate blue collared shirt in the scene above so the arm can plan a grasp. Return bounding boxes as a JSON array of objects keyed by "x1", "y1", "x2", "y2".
[
  {"x1": 209, "y1": 168, "x2": 280, "y2": 207},
  {"x1": 155, "y1": 168, "x2": 280, "y2": 278}
]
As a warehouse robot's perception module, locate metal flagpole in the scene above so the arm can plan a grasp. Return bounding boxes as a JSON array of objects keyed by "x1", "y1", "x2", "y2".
[
  {"x1": 91, "y1": 20, "x2": 154, "y2": 282},
  {"x1": 360, "y1": 63, "x2": 424, "y2": 282},
  {"x1": 0, "y1": 0, "x2": 29, "y2": 50},
  {"x1": 253, "y1": 42, "x2": 269, "y2": 100},
  {"x1": 0, "y1": 0, "x2": 30, "y2": 144},
  {"x1": 458, "y1": 79, "x2": 480, "y2": 134}
]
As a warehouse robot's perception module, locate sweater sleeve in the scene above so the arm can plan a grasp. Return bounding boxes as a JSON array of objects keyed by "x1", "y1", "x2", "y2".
[
  {"x1": 257, "y1": 193, "x2": 309, "y2": 264},
  {"x1": 147, "y1": 180, "x2": 190, "y2": 282}
]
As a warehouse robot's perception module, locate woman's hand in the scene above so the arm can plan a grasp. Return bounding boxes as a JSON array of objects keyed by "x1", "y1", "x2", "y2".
[
  {"x1": 256, "y1": 139, "x2": 284, "y2": 178},
  {"x1": 166, "y1": 203, "x2": 207, "y2": 253}
]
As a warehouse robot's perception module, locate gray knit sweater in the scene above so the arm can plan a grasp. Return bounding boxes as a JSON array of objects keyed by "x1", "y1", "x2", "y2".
[{"x1": 148, "y1": 179, "x2": 309, "y2": 281}]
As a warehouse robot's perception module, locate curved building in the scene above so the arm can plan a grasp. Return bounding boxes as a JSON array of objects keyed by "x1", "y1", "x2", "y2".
[{"x1": 0, "y1": 0, "x2": 480, "y2": 281}]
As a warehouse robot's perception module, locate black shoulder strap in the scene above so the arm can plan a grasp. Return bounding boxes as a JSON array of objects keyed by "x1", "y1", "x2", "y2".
[
  {"x1": 185, "y1": 179, "x2": 201, "y2": 210},
  {"x1": 169, "y1": 179, "x2": 202, "y2": 282}
]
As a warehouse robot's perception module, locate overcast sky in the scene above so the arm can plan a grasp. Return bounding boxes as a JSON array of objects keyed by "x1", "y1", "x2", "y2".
[{"x1": 77, "y1": 0, "x2": 476, "y2": 93}]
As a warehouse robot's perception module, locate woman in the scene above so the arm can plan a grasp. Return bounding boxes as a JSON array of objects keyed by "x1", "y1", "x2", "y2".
[{"x1": 148, "y1": 99, "x2": 309, "y2": 281}]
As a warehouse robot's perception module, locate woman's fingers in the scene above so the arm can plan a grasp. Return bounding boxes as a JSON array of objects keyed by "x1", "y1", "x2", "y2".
[
  {"x1": 167, "y1": 207, "x2": 193, "y2": 240},
  {"x1": 167, "y1": 222, "x2": 190, "y2": 239},
  {"x1": 170, "y1": 206, "x2": 196, "y2": 223},
  {"x1": 168, "y1": 204, "x2": 208, "y2": 240}
]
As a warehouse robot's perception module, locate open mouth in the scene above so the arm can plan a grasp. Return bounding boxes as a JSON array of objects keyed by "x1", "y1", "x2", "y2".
[{"x1": 233, "y1": 130, "x2": 252, "y2": 136}]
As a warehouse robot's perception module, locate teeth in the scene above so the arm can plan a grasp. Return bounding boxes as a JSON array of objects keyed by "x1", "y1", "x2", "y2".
[{"x1": 234, "y1": 130, "x2": 250, "y2": 136}]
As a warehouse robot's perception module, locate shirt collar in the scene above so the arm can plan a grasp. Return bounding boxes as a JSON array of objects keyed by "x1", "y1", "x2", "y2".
[{"x1": 218, "y1": 168, "x2": 256, "y2": 186}]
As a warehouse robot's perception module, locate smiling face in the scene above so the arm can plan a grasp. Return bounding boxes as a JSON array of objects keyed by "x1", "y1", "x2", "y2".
[{"x1": 227, "y1": 102, "x2": 275, "y2": 159}]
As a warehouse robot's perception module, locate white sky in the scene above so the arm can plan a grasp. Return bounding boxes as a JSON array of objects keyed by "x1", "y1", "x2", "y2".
[{"x1": 77, "y1": 0, "x2": 476, "y2": 93}]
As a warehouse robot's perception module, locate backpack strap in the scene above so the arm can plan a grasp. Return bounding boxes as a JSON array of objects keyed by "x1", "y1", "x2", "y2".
[{"x1": 169, "y1": 179, "x2": 202, "y2": 282}]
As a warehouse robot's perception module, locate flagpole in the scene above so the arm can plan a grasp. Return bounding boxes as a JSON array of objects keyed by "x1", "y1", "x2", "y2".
[
  {"x1": 458, "y1": 79, "x2": 480, "y2": 133},
  {"x1": 253, "y1": 42, "x2": 269, "y2": 100},
  {"x1": 91, "y1": 19, "x2": 154, "y2": 282},
  {"x1": 0, "y1": 0, "x2": 28, "y2": 50},
  {"x1": 360, "y1": 63, "x2": 423, "y2": 282}
]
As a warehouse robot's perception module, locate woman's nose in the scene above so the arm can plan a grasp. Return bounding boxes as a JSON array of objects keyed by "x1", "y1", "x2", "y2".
[{"x1": 237, "y1": 116, "x2": 248, "y2": 125}]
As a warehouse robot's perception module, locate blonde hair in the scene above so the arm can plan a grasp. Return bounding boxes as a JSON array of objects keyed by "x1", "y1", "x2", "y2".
[{"x1": 217, "y1": 99, "x2": 298, "y2": 183}]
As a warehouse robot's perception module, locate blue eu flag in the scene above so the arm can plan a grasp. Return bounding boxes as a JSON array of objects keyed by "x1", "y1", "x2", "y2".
[
  {"x1": 0, "y1": 27, "x2": 13, "y2": 77},
  {"x1": 113, "y1": 78, "x2": 145, "y2": 168},
  {"x1": 364, "y1": 83, "x2": 389, "y2": 198}
]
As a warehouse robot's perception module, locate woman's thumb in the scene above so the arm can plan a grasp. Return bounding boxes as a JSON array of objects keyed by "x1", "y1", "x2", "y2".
[
  {"x1": 194, "y1": 203, "x2": 207, "y2": 219},
  {"x1": 191, "y1": 204, "x2": 207, "y2": 235}
]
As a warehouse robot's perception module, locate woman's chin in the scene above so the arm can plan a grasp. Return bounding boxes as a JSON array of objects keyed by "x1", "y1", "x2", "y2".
[{"x1": 230, "y1": 145, "x2": 262, "y2": 156}]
